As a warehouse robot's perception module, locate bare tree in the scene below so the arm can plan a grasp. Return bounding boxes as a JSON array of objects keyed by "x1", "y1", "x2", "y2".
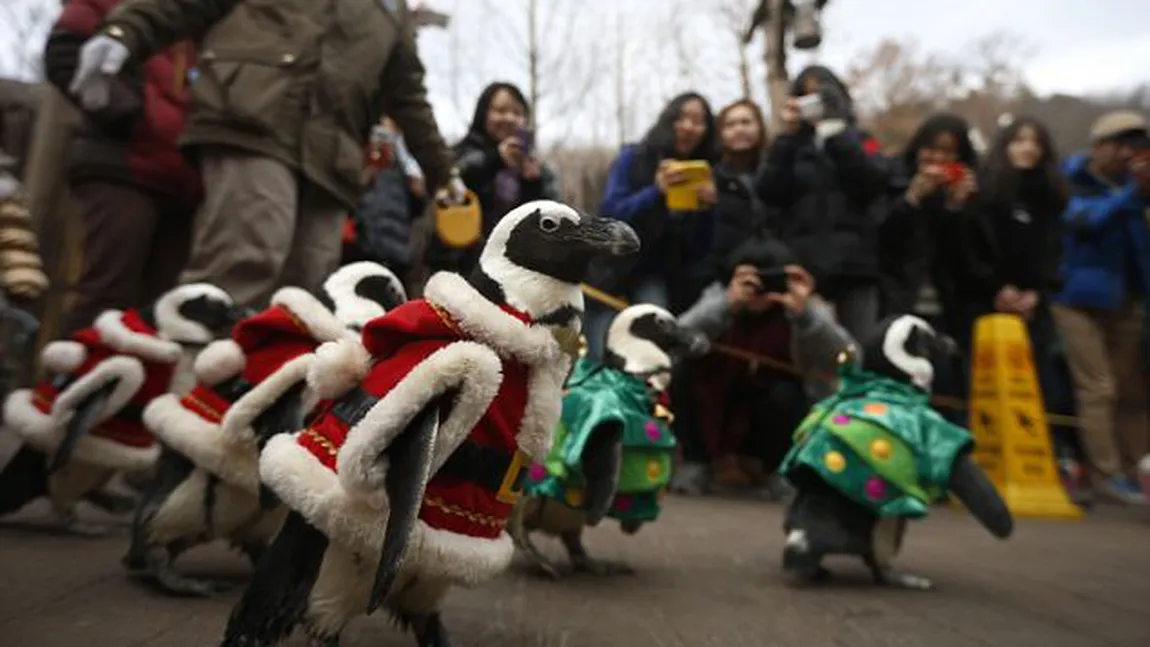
[{"x1": 713, "y1": 0, "x2": 759, "y2": 99}]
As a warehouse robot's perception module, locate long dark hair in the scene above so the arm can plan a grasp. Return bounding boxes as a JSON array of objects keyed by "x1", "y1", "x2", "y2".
[
  {"x1": 458, "y1": 81, "x2": 530, "y2": 148},
  {"x1": 980, "y1": 116, "x2": 1068, "y2": 211},
  {"x1": 630, "y1": 92, "x2": 717, "y2": 185},
  {"x1": 901, "y1": 113, "x2": 979, "y2": 172}
]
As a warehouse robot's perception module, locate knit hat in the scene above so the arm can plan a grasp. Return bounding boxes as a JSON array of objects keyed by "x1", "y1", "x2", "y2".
[{"x1": 1090, "y1": 110, "x2": 1147, "y2": 143}]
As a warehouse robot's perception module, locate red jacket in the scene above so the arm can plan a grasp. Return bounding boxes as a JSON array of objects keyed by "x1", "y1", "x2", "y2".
[
  {"x1": 299, "y1": 299, "x2": 532, "y2": 540},
  {"x1": 33, "y1": 310, "x2": 175, "y2": 449},
  {"x1": 43, "y1": 0, "x2": 200, "y2": 203}
]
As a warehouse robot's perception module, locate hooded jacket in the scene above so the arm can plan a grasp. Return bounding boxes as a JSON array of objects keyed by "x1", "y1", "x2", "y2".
[{"x1": 755, "y1": 66, "x2": 890, "y2": 296}]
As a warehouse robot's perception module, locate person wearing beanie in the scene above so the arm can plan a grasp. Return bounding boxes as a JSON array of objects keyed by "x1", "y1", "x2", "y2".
[{"x1": 1051, "y1": 110, "x2": 1150, "y2": 506}]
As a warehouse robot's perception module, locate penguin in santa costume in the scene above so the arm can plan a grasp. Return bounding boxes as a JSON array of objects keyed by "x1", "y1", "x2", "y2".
[
  {"x1": 0, "y1": 284, "x2": 241, "y2": 535},
  {"x1": 221, "y1": 200, "x2": 639, "y2": 647},
  {"x1": 510, "y1": 304, "x2": 706, "y2": 578},
  {"x1": 125, "y1": 262, "x2": 408, "y2": 597},
  {"x1": 779, "y1": 314, "x2": 1014, "y2": 590}
]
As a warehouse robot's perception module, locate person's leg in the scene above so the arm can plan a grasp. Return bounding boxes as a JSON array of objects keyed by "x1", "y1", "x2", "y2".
[
  {"x1": 832, "y1": 284, "x2": 880, "y2": 341},
  {"x1": 1107, "y1": 300, "x2": 1149, "y2": 480},
  {"x1": 62, "y1": 182, "x2": 160, "y2": 335},
  {"x1": 1052, "y1": 304, "x2": 1133, "y2": 500},
  {"x1": 179, "y1": 152, "x2": 297, "y2": 309},
  {"x1": 581, "y1": 300, "x2": 614, "y2": 360},
  {"x1": 139, "y1": 194, "x2": 195, "y2": 305},
  {"x1": 279, "y1": 182, "x2": 345, "y2": 294}
]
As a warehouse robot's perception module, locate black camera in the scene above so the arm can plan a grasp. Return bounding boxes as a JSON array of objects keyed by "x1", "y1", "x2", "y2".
[{"x1": 754, "y1": 267, "x2": 790, "y2": 294}]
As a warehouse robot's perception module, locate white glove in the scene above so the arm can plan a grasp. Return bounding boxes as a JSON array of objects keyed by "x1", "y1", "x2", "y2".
[
  {"x1": 68, "y1": 34, "x2": 131, "y2": 112},
  {"x1": 435, "y1": 174, "x2": 468, "y2": 206}
]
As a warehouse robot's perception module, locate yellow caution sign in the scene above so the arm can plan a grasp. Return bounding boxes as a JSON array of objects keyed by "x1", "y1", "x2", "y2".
[{"x1": 966, "y1": 314, "x2": 1082, "y2": 519}]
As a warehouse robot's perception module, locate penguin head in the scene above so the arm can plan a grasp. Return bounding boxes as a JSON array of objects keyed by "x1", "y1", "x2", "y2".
[
  {"x1": 316, "y1": 261, "x2": 408, "y2": 332},
  {"x1": 472, "y1": 200, "x2": 640, "y2": 333},
  {"x1": 603, "y1": 304, "x2": 705, "y2": 392},
  {"x1": 860, "y1": 314, "x2": 957, "y2": 392},
  {"x1": 153, "y1": 283, "x2": 243, "y2": 344}
]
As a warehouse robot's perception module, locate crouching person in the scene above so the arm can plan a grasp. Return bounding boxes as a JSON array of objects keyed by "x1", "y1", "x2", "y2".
[{"x1": 670, "y1": 236, "x2": 854, "y2": 497}]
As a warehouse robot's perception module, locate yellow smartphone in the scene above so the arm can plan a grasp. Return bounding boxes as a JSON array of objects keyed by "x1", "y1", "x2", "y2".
[{"x1": 664, "y1": 160, "x2": 713, "y2": 211}]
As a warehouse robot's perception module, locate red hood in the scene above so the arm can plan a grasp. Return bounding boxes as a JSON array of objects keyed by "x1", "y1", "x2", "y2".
[
  {"x1": 360, "y1": 300, "x2": 466, "y2": 358},
  {"x1": 232, "y1": 305, "x2": 317, "y2": 351}
]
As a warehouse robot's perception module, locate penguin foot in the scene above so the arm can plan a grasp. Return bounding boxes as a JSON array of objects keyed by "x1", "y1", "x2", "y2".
[
  {"x1": 570, "y1": 556, "x2": 634, "y2": 576},
  {"x1": 306, "y1": 634, "x2": 341, "y2": 647},
  {"x1": 782, "y1": 534, "x2": 831, "y2": 585},
  {"x1": 410, "y1": 613, "x2": 453, "y2": 647},
  {"x1": 84, "y1": 489, "x2": 137, "y2": 515},
  {"x1": 55, "y1": 510, "x2": 123, "y2": 537},
  {"x1": 879, "y1": 570, "x2": 933, "y2": 591},
  {"x1": 133, "y1": 550, "x2": 231, "y2": 597}
]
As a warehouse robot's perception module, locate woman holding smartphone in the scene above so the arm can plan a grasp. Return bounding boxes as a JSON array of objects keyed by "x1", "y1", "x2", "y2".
[
  {"x1": 425, "y1": 82, "x2": 559, "y2": 275},
  {"x1": 585, "y1": 92, "x2": 719, "y2": 359}
]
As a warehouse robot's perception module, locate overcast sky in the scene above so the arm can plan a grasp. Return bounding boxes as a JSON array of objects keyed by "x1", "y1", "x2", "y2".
[{"x1": 2, "y1": 0, "x2": 1148, "y2": 146}]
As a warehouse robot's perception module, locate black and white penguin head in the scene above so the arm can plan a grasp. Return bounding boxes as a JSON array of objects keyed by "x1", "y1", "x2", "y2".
[
  {"x1": 154, "y1": 283, "x2": 240, "y2": 344},
  {"x1": 317, "y1": 261, "x2": 407, "y2": 331},
  {"x1": 860, "y1": 314, "x2": 957, "y2": 392},
  {"x1": 474, "y1": 200, "x2": 639, "y2": 332},
  {"x1": 604, "y1": 304, "x2": 704, "y2": 392}
]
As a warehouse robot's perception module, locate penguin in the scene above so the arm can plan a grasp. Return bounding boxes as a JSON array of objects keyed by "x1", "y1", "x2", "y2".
[
  {"x1": 509, "y1": 304, "x2": 706, "y2": 578},
  {"x1": 124, "y1": 263, "x2": 408, "y2": 597},
  {"x1": 0, "y1": 284, "x2": 241, "y2": 535},
  {"x1": 778, "y1": 314, "x2": 1014, "y2": 590},
  {"x1": 221, "y1": 200, "x2": 640, "y2": 647}
]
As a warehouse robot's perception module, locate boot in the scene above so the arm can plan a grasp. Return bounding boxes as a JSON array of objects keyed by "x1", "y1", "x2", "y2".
[{"x1": 711, "y1": 454, "x2": 752, "y2": 489}]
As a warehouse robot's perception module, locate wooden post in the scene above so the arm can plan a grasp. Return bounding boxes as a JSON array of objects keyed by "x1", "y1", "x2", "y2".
[{"x1": 763, "y1": 0, "x2": 790, "y2": 134}]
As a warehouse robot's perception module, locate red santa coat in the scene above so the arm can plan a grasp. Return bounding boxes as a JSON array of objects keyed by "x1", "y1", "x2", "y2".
[
  {"x1": 2, "y1": 309, "x2": 183, "y2": 471},
  {"x1": 260, "y1": 271, "x2": 571, "y2": 588},
  {"x1": 144, "y1": 287, "x2": 355, "y2": 493}
]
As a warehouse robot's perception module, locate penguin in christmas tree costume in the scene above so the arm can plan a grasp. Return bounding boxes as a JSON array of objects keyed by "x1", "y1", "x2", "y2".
[
  {"x1": 779, "y1": 314, "x2": 1014, "y2": 590},
  {"x1": 509, "y1": 304, "x2": 706, "y2": 578},
  {"x1": 0, "y1": 284, "x2": 243, "y2": 535},
  {"x1": 220, "y1": 200, "x2": 639, "y2": 647},
  {"x1": 125, "y1": 262, "x2": 408, "y2": 597}
]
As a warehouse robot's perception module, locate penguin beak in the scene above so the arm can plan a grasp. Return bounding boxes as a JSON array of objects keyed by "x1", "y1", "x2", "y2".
[
  {"x1": 580, "y1": 423, "x2": 623, "y2": 526},
  {"x1": 673, "y1": 326, "x2": 710, "y2": 359},
  {"x1": 573, "y1": 217, "x2": 640, "y2": 257},
  {"x1": 948, "y1": 452, "x2": 1014, "y2": 539}
]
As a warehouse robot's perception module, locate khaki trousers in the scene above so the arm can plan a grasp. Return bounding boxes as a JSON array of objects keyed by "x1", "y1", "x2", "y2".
[
  {"x1": 179, "y1": 151, "x2": 344, "y2": 309},
  {"x1": 1052, "y1": 300, "x2": 1149, "y2": 481}
]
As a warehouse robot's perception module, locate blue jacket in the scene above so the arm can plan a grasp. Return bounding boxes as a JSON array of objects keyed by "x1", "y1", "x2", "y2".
[
  {"x1": 1054, "y1": 154, "x2": 1150, "y2": 310},
  {"x1": 595, "y1": 145, "x2": 714, "y2": 293}
]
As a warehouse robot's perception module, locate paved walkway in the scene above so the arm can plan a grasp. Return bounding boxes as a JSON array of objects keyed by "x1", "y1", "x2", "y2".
[{"x1": 2, "y1": 482, "x2": 1147, "y2": 647}]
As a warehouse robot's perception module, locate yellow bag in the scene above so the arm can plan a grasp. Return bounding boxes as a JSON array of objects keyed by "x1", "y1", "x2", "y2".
[{"x1": 434, "y1": 190, "x2": 483, "y2": 249}]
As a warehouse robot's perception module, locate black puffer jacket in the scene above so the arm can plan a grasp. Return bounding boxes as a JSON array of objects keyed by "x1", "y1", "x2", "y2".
[
  {"x1": 350, "y1": 165, "x2": 424, "y2": 273},
  {"x1": 755, "y1": 66, "x2": 889, "y2": 298},
  {"x1": 703, "y1": 157, "x2": 778, "y2": 284}
]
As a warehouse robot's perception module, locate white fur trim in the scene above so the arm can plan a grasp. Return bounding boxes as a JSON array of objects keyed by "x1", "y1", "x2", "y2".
[
  {"x1": 259, "y1": 434, "x2": 514, "y2": 588},
  {"x1": 51, "y1": 356, "x2": 147, "y2": 423},
  {"x1": 3, "y1": 379, "x2": 160, "y2": 473},
  {"x1": 154, "y1": 283, "x2": 234, "y2": 344},
  {"x1": 323, "y1": 261, "x2": 406, "y2": 329},
  {"x1": 221, "y1": 354, "x2": 316, "y2": 444},
  {"x1": 307, "y1": 336, "x2": 374, "y2": 400},
  {"x1": 422, "y1": 272, "x2": 561, "y2": 366},
  {"x1": 193, "y1": 339, "x2": 247, "y2": 385},
  {"x1": 422, "y1": 272, "x2": 569, "y2": 461},
  {"x1": 94, "y1": 310, "x2": 182, "y2": 363},
  {"x1": 40, "y1": 341, "x2": 88, "y2": 374},
  {"x1": 336, "y1": 341, "x2": 504, "y2": 500},
  {"x1": 271, "y1": 287, "x2": 347, "y2": 343},
  {"x1": 144, "y1": 394, "x2": 261, "y2": 493}
]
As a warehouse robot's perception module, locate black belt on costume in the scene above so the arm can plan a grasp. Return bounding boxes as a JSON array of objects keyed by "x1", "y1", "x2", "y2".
[
  {"x1": 330, "y1": 386, "x2": 525, "y2": 496},
  {"x1": 213, "y1": 374, "x2": 255, "y2": 403}
]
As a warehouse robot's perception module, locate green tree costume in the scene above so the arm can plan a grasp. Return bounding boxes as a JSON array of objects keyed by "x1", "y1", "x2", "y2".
[
  {"x1": 779, "y1": 365, "x2": 974, "y2": 518},
  {"x1": 523, "y1": 358, "x2": 675, "y2": 524}
]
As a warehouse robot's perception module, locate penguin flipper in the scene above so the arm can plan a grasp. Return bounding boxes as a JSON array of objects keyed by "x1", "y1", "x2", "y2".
[
  {"x1": 48, "y1": 378, "x2": 119, "y2": 474},
  {"x1": 250, "y1": 381, "x2": 307, "y2": 512},
  {"x1": 221, "y1": 510, "x2": 329, "y2": 647},
  {"x1": 0, "y1": 444, "x2": 48, "y2": 516}
]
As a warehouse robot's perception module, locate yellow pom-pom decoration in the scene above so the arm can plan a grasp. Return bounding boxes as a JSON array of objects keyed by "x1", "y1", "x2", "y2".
[{"x1": 824, "y1": 451, "x2": 847, "y2": 473}]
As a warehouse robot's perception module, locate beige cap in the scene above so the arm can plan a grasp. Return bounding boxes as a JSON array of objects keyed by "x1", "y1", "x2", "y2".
[{"x1": 1090, "y1": 110, "x2": 1147, "y2": 142}]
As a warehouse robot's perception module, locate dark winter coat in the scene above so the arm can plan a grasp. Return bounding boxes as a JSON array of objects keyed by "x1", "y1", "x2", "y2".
[
  {"x1": 102, "y1": 0, "x2": 454, "y2": 208},
  {"x1": 351, "y1": 165, "x2": 424, "y2": 273},
  {"x1": 755, "y1": 67, "x2": 889, "y2": 297},
  {"x1": 702, "y1": 156, "x2": 779, "y2": 285}
]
